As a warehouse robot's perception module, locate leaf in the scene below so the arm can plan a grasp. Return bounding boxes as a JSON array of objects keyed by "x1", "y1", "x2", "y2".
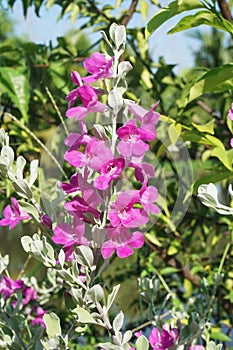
[
  {"x1": 168, "y1": 123, "x2": 182, "y2": 145},
  {"x1": 193, "y1": 171, "x2": 233, "y2": 194},
  {"x1": 73, "y1": 307, "x2": 98, "y2": 324},
  {"x1": 13, "y1": 179, "x2": 32, "y2": 199},
  {"x1": 145, "y1": 0, "x2": 204, "y2": 39},
  {"x1": 29, "y1": 159, "x2": 39, "y2": 187},
  {"x1": 139, "y1": 0, "x2": 149, "y2": 21},
  {"x1": 109, "y1": 23, "x2": 126, "y2": 49},
  {"x1": 43, "y1": 313, "x2": 61, "y2": 337},
  {"x1": 192, "y1": 119, "x2": 215, "y2": 135},
  {"x1": 210, "y1": 332, "x2": 231, "y2": 341},
  {"x1": 0, "y1": 67, "x2": 30, "y2": 122},
  {"x1": 211, "y1": 147, "x2": 233, "y2": 171},
  {"x1": 113, "y1": 311, "x2": 124, "y2": 332},
  {"x1": 75, "y1": 246, "x2": 93, "y2": 269},
  {"x1": 188, "y1": 64, "x2": 233, "y2": 103},
  {"x1": 135, "y1": 335, "x2": 149, "y2": 350},
  {"x1": 169, "y1": 10, "x2": 233, "y2": 34},
  {"x1": 18, "y1": 200, "x2": 39, "y2": 220},
  {"x1": 106, "y1": 284, "x2": 120, "y2": 312},
  {"x1": 0, "y1": 254, "x2": 9, "y2": 274}
]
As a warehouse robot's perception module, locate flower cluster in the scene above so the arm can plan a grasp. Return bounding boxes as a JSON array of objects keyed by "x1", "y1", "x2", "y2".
[
  {"x1": 53, "y1": 42, "x2": 160, "y2": 260},
  {"x1": 0, "y1": 274, "x2": 46, "y2": 328},
  {"x1": 130, "y1": 324, "x2": 179, "y2": 350},
  {"x1": 0, "y1": 197, "x2": 31, "y2": 230}
]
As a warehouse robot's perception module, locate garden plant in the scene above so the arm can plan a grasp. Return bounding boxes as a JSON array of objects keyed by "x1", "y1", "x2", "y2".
[{"x1": 0, "y1": 0, "x2": 233, "y2": 349}]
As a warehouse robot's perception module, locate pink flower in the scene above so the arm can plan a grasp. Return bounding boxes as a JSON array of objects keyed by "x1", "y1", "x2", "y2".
[
  {"x1": 82, "y1": 52, "x2": 114, "y2": 83},
  {"x1": 64, "y1": 196, "x2": 100, "y2": 224},
  {"x1": 228, "y1": 103, "x2": 233, "y2": 120},
  {"x1": 128, "y1": 101, "x2": 160, "y2": 141},
  {"x1": 101, "y1": 225, "x2": 144, "y2": 258},
  {"x1": 149, "y1": 324, "x2": 179, "y2": 350},
  {"x1": 108, "y1": 190, "x2": 148, "y2": 228},
  {"x1": 230, "y1": 138, "x2": 233, "y2": 148},
  {"x1": 66, "y1": 71, "x2": 106, "y2": 120},
  {"x1": 94, "y1": 157, "x2": 125, "y2": 190},
  {"x1": 0, "y1": 275, "x2": 22, "y2": 298},
  {"x1": 189, "y1": 346, "x2": 205, "y2": 350},
  {"x1": 22, "y1": 286, "x2": 37, "y2": 305},
  {"x1": 117, "y1": 119, "x2": 150, "y2": 157},
  {"x1": 0, "y1": 198, "x2": 31, "y2": 230},
  {"x1": 52, "y1": 218, "x2": 89, "y2": 260},
  {"x1": 140, "y1": 186, "x2": 160, "y2": 215},
  {"x1": 41, "y1": 214, "x2": 52, "y2": 229},
  {"x1": 31, "y1": 306, "x2": 47, "y2": 328},
  {"x1": 129, "y1": 156, "x2": 154, "y2": 183}
]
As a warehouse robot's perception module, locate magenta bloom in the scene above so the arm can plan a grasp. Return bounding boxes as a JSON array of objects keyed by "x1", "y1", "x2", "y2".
[
  {"x1": 66, "y1": 71, "x2": 106, "y2": 120},
  {"x1": 189, "y1": 346, "x2": 205, "y2": 350},
  {"x1": 108, "y1": 190, "x2": 148, "y2": 228},
  {"x1": 140, "y1": 186, "x2": 160, "y2": 215},
  {"x1": 228, "y1": 103, "x2": 233, "y2": 120},
  {"x1": 64, "y1": 196, "x2": 100, "y2": 224},
  {"x1": 22, "y1": 286, "x2": 37, "y2": 305},
  {"x1": 53, "y1": 218, "x2": 89, "y2": 260},
  {"x1": 101, "y1": 225, "x2": 144, "y2": 259},
  {"x1": 117, "y1": 119, "x2": 151, "y2": 157},
  {"x1": 94, "y1": 158, "x2": 125, "y2": 190},
  {"x1": 82, "y1": 52, "x2": 114, "y2": 83},
  {"x1": 149, "y1": 324, "x2": 179, "y2": 350},
  {"x1": 31, "y1": 306, "x2": 47, "y2": 328},
  {"x1": 0, "y1": 198, "x2": 31, "y2": 230},
  {"x1": 128, "y1": 101, "x2": 160, "y2": 141},
  {"x1": 230, "y1": 138, "x2": 233, "y2": 148},
  {"x1": 0, "y1": 275, "x2": 22, "y2": 298}
]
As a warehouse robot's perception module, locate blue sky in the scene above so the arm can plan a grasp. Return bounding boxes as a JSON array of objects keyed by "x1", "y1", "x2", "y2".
[{"x1": 4, "y1": 0, "x2": 201, "y2": 73}]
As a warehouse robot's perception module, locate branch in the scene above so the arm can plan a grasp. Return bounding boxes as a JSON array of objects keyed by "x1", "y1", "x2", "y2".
[
  {"x1": 217, "y1": 0, "x2": 232, "y2": 21},
  {"x1": 86, "y1": 0, "x2": 113, "y2": 23},
  {"x1": 121, "y1": 0, "x2": 138, "y2": 26}
]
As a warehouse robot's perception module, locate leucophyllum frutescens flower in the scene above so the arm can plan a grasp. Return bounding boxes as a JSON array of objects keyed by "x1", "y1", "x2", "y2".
[{"x1": 53, "y1": 25, "x2": 160, "y2": 260}]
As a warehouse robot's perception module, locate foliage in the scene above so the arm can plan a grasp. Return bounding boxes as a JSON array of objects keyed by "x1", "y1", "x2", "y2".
[{"x1": 0, "y1": 0, "x2": 233, "y2": 349}]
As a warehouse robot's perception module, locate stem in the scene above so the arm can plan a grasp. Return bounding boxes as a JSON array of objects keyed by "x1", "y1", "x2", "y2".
[
  {"x1": 4, "y1": 112, "x2": 68, "y2": 180},
  {"x1": 17, "y1": 254, "x2": 32, "y2": 279},
  {"x1": 218, "y1": 242, "x2": 231, "y2": 274},
  {"x1": 153, "y1": 268, "x2": 176, "y2": 299},
  {"x1": 1, "y1": 311, "x2": 28, "y2": 350},
  {"x1": 45, "y1": 86, "x2": 69, "y2": 137}
]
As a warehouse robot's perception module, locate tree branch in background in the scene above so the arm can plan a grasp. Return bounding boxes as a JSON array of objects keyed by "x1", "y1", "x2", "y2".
[
  {"x1": 121, "y1": 0, "x2": 138, "y2": 26},
  {"x1": 217, "y1": 0, "x2": 232, "y2": 21}
]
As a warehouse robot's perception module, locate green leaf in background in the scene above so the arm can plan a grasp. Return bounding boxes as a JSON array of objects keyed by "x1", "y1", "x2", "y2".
[
  {"x1": 0, "y1": 67, "x2": 30, "y2": 122},
  {"x1": 211, "y1": 147, "x2": 233, "y2": 171},
  {"x1": 188, "y1": 64, "x2": 233, "y2": 103},
  {"x1": 192, "y1": 119, "x2": 215, "y2": 135},
  {"x1": 168, "y1": 10, "x2": 233, "y2": 35},
  {"x1": 145, "y1": 0, "x2": 204, "y2": 39},
  {"x1": 43, "y1": 312, "x2": 61, "y2": 338}
]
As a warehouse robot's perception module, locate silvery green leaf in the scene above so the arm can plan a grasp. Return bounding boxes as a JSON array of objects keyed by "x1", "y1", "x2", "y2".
[
  {"x1": 87, "y1": 285, "x2": 105, "y2": 303},
  {"x1": 58, "y1": 249, "x2": 65, "y2": 268},
  {"x1": 72, "y1": 307, "x2": 98, "y2": 324},
  {"x1": 0, "y1": 254, "x2": 9, "y2": 274},
  {"x1": 1, "y1": 146, "x2": 14, "y2": 168},
  {"x1": 43, "y1": 313, "x2": 61, "y2": 337},
  {"x1": 122, "y1": 330, "x2": 132, "y2": 344},
  {"x1": 16, "y1": 155, "x2": 26, "y2": 179},
  {"x1": 108, "y1": 88, "x2": 123, "y2": 113},
  {"x1": 13, "y1": 178, "x2": 32, "y2": 199},
  {"x1": 29, "y1": 159, "x2": 39, "y2": 187},
  {"x1": 206, "y1": 341, "x2": 223, "y2": 350},
  {"x1": 98, "y1": 342, "x2": 121, "y2": 350},
  {"x1": 113, "y1": 311, "x2": 124, "y2": 332},
  {"x1": 106, "y1": 284, "x2": 120, "y2": 312},
  {"x1": 118, "y1": 61, "x2": 133, "y2": 76},
  {"x1": 75, "y1": 246, "x2": 93, "y2": 269},
  {"x1": 93, "y1": 124, "x2": 109, "y2": 141},
  {"x1": 18, "y1": 200, "x2": 39, "y2": 220},
  {"x1": 135, "y1": 335, "x2": 149, "y2": 350},
  {"x1": 198, "y1": 183, "x2": 233, "y2": 215},
  {"x1": 21, "y1": 236, "x2": 33, "y2": 253},
  {"x1": 109, "y1": 23, "x2": 126, "y2": 50}
]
